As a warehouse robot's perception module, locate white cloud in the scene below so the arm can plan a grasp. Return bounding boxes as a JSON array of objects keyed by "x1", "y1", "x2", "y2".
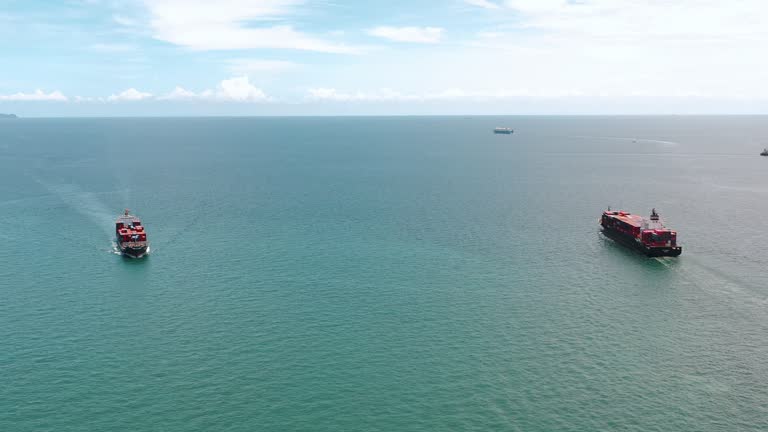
[
  {"x1": 308, "y1": 88, "x2": 413, "y2": 102},
  {"x1": 227, "y1": 59, "x2": 298, "y2": 75},
  {"x1": 159, "y1": 77, "x2": 270, "y2": 102},
  {"x1": 217, "y1": 76, "x2": 269, "y2": 101},
  {"x1": 143, "y1": 0, "x2": 357, "y2": 53},
  {"x1": 89, "y1": 43, "x2": 137, "y2": 52},
  {"x1": 73, "y1": 96, "x2": 105, "y2": 103},
  {"x1": 499, "y1": 0, "x2": 768, "y2": 39},
  {"x1": 0, "y1": 89, "x2": 67, "y2": 101},
  {"x1": 108, "y1": 88, "x2": 153, "y2": 101},
  {"x1": 503, "y1": 0, "x2": 565, "y2": 13},
  {"x1": 158, "y1": 86, "x2": 199, "y2": 100},
  {"x1": 456, "y1": 0, "x2": 768, "y2": 100},
  {"x1": 368, "y1": 26, "x2": 444, "y2": 43},
  {"x1": 464, "y1": 0, "x2": 500, "y2": 9},
  {"x1": 112, "y1": 14, "x2": 138, "y2": 27},
  {"x1": 307, "y1": 87, "x2": 583, "y2": 102}
]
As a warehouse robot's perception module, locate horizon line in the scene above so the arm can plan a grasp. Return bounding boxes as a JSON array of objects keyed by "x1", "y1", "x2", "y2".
[{"x1": 5, "y1": 113, "x2": 768, "y2": 119}]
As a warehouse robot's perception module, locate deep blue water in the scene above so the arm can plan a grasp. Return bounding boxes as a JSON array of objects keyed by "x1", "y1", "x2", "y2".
[{"x1": 1, "y1": 116, "x2": 767, "y2": 431}]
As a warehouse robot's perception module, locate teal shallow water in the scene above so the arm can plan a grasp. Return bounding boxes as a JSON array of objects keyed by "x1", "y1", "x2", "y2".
[{"x1": 1, "y1": 116, "x2": 768, "y2": 431}]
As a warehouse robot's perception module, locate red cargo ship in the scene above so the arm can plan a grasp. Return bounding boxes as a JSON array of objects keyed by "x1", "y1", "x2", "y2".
[
  {"x1": 600, "y1": 208, "x2": 682, "y2": 257},
  {"x1": 115, "y1": 209, "x2": 149, "y2": 258}
]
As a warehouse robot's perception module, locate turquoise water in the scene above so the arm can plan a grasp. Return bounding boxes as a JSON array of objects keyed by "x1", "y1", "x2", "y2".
[{"x1": 1, "y1": 116, "x2": 768, "y2": 431}]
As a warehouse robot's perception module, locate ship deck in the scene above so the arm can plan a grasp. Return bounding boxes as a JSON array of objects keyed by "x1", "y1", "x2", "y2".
[{"x1": 605, "y1": 212, "x2": 644, "y2": 228}]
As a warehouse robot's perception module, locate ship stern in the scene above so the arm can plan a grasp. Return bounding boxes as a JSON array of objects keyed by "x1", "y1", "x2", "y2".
[
  {"x1": 120, "y1": 242, "x2": 149, "y2": 258},
  {"x1": 644, "y1": 246, "x2": 682, "y2": 257}
]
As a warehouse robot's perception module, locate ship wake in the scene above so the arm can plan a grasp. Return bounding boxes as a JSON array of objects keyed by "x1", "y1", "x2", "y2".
[
  {"x1": 34, "y1": 177, "x2": 117, "y2": 239},
  {"x1": 663, "y1": 255, "x2": 768, "y2": 308},
  {"x1": 573, "y1": 135, "x2": 680, "y2": 147}
]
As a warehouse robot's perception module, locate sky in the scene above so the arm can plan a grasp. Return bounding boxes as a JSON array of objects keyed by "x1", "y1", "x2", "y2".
[{"x1": 2, "y1": 0, "x2": 768, "y2": 116}]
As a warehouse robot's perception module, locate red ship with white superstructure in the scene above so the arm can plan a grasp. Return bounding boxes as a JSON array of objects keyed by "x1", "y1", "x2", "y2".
[
  {"x1": 115, "y1": 209, "x2": 149, "y2": 258},
  {"x1": 600, "y1": 208, "x2": 682, "y2": 257}
]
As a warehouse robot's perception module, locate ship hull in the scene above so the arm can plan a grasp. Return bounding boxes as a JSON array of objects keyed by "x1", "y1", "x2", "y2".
[
  {"x1": 117, "y1": 241, "x2": 149, "y2": 258},
  {"x1": 601, "y1": 226, "x2": 682, "y2": 257}
]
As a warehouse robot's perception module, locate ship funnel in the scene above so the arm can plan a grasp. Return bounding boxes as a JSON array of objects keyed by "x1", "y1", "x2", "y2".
[
  {"x1": 124, "y1": 209, "x2": 130, "y2": 216},
  {"x1": 650, "y1": 208, "x2": 659, "y2": 221}
]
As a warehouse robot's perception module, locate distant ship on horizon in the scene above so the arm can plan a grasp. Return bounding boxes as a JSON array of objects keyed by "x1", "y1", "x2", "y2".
[
  {"x1": 493, "y1": 127, "x2": 514, "y2": 134},
  {"x1": 761, "y1": 148, "x2": 768, "y2": 156}
]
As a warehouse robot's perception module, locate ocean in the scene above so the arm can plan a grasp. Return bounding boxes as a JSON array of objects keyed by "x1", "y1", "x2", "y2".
[{"x1": 1, "y1": 116, "x2": 767, "y2": 431}]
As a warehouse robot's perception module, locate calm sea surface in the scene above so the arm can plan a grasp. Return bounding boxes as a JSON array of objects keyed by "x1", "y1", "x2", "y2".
[{"x1": 1, "y1": 116, "x2": 767, "y2": 431}]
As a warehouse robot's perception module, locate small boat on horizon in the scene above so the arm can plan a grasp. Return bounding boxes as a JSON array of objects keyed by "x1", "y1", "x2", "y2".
[
  {"x1": 760, "y1": 148, "x2": 768, "y2": 156},
  {"x1": 115, "y1": 209, "x2": 149, "y2": 258},
  {"x1": 494, "y1": 127, "x2": 514, "y2": 134}
]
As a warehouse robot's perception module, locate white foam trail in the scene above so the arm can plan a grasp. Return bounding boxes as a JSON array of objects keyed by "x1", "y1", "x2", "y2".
[
  {"x1": 639, "y1": 139, "x2": 679, "y2": 146},
  {"x1": 34, "y1": 178, "x2": 115, "y2": 238},
  {"x1": 572, "y1": 135, "x2": 680, "y2": 147},
  {"x1": 669, "y1": 256, "x2": 760, "y2": 304}
]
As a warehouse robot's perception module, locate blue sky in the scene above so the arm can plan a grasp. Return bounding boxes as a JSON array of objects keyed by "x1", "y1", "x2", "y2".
[{"x1": 2, "y1": 0, "x2": 768, "y2": 116}]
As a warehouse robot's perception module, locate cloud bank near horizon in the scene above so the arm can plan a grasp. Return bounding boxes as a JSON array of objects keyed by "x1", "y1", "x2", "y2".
[{"x1": 3, "y1": 0, "x2": 768, "y2": 114}]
